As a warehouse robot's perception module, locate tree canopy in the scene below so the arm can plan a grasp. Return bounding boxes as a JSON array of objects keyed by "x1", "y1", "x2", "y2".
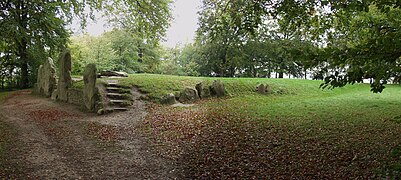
[
  {"x1": 0, "y1": 0, "x2": 172, "y2": 88},
  {"x1": 192, "y1": 0, "x2": 401, "y2": 92}
]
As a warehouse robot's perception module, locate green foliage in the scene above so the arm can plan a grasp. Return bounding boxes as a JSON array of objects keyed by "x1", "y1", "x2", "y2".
[
  {"x1": 320, "y1": 7, "x2": 401, "y2": 93},
  {"x1": 196, "y1": 0, "x2": 264, "y2": 77},
  {"x1": 191, "y1": 0, "x2": 401, "y2": 92},
  {"x1": 105, "y1": 0, "x2": 173, "y2": 45},
  {"x1": 0, "y1": 0, "x2": 172, "y2": 89},
  {"x1": 192, "y1": 0, "x2": 320, "y2": 78},
  {"x1": 69, "y1": 29, "x2": 162, "y2": 74},
  {"x1": 0, "y1": 0, "x2": 70, "y2": 88},
  {"x1": 157, "y1": 44, "x2": 201, "y2": 76}
]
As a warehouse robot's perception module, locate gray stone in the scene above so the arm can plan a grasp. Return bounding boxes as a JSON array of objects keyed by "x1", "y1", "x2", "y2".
[
  {"x1": 97, "y1": 109, "x2": 105, "y2": 115},
  {"x1": 257, "y1": 84, "x2": 266, "y2": 94},
  {"x1": 67, "y1": 88, "x2": 84, "y2": 106},
  {"x1": 161, "y1": 93, "x2": 177, "y2": 105},
  {"x1": 265, "y1": 84, "x2": 272, "y2": 94},
  {"x1": 178, "y1": 87, "x2": 199, "y2": 103},
  {"x1": 51, "y1": 90, "x2": 58, "y2": 100},
  {"x1": 83, "y1": 64, "x2": 98, "y2": 111},
  {"x1": 195, "y1": 82, "x2": 211, "y2": 99},
  {"x1": 210, "y1": 80, "x2": 225, "y2": 97},
  {"x1": 100, "y1": 70, "x2": 128, "y2": 77},
  {"x1": 257, "y1": 84, "x2": 272, "y2": 95},
  {"x1": 33, "y1": 83, "x2": 39, "y2": 94},
  {"x1": 34, "y1": 65, "x2": 44, "y2": 94},
  {"x1": 56, "y1": 49, "x2": 72, "y2": 102},
  {"x1": 35, "y1": 58, "x2": 57, "y2": 97},
  {"x1": 174, "y1": 92, "x2": 181, "y2": 100}
]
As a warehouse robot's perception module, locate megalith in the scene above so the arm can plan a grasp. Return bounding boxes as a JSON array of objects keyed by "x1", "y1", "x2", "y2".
[
  {"x1": 257, "y1": 84, "x2": 267, "y2": 94},
  {"x1": 256, "y1": 84, "x2": 272, "y2": 95},
  {"x1": 35, "y1": 65, "x2": 44, "y2": 94},
  {"x1": 210, "y1": 80, "x2": 225, "y2": 97},
  {"x1": 35, "y1": 57, "x2": 57, "y2": 97},
  {"x1": 161, "y1": 93, "x2": 177, "y2": 105},
  {"x1": 56, "y1": 49, "x2": 72, "y2": 102},
  {"x1": 195, "y1": 82, "x2": 211, "y2": 99},
  {"x1": 178, "y1": 87, "x2": 199, "y2": 103},
  {"x1": 83, "y1": 64, "x2": 97, "y2": 111}
]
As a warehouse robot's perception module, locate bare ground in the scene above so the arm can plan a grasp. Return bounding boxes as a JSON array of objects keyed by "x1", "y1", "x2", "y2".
[{"x1": 0, "y1": 90, "x2": 179, "y2": 179}]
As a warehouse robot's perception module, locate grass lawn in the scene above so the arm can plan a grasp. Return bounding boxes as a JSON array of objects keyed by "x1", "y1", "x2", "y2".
[{"x1": 120, "y1": 74, "x2": 401, "y2": 178}]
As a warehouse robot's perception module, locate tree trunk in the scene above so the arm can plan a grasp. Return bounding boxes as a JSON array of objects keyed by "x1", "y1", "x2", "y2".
[
  {"x1": 17, "y1": 37, "x2": 29, "y2": 88},
  {"x1": 17, "y1": 0, "x2": 30, "y2": 88},
  {"x1": 278, "y1": 72, "x2": 284, "y2": 78},
  {"x1": 20, "y1": 60, "x2": 29, "y2": 88},
  {"x1": 252, "y1": 66, "x2": 257, "y2": 77}
]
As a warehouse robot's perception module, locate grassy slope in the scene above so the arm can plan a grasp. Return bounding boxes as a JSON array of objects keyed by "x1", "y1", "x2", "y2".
[
  {"x1": 118, "y1": 74, "x2": 330, "y2": 101},
  {"x1": 121, "y1": 74, "x2": 401, "y2": 178}
]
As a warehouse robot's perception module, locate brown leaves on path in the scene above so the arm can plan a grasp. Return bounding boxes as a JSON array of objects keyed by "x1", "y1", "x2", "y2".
[
  {"x1": 28, "y1": 108, "x2": 80, "y2": 122},
  {"x1": 86, "y1": 122, "x2": 119, "y2": 142},
  {"x1": 143, "y1": 101, "x2": 401, "y2": 179}
]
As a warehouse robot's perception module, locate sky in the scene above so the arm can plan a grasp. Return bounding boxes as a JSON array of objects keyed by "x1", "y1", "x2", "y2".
[
  {"x1": 163, "y1": 0, "x2": 202, "y2": 47},
  {"x1": 73, "y1": 0, "x2": 202, "y2": 48}
]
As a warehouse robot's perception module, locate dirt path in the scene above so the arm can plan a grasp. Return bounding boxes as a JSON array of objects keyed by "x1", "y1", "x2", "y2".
[{"x1": 0, "y1": 90, "x2": 178, "y2": 179}]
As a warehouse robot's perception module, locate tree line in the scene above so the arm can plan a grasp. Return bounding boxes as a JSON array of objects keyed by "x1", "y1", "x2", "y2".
[{"x1": 1, "y1": 0, "x2": 401, "y2": 93}]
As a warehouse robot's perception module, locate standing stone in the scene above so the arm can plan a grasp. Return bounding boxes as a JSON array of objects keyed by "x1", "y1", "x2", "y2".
[
  {"x1": 42, "y1": 58, "x2": 57, "y2": 97},
  {"x1": 265, "y1": 84, "x2": 272, "y2": 94},
  {"x1": 57, "y1": 49, "x2": 72, "y2": 102},
  {"x1": 34, "y1": 65, "x2": 44, "y2": 94},
  {"x1": 161, "y1": 93, "x2": 177, "y2": 105},
  {"x1": 195, "y1": 82, "x2": 211, "y2": 99},
  {"x1": 178, "y1": 87, "x2": 199, "y2": 103},
  {"x1": 256, "y1": 84, "x2": 273, "y2": 95},
  {"x1": 257, "y1": 84, "x2": 267, "y2": 94},
  {"x1": 83, "y1": 64, "x2": 97, "y2": 111},
  {"x1": 35, "y1": 58, "x2": 57, "y2": 97},
  {"x1": 210, "y1": 80, "x2": 225, "y2": 97}
]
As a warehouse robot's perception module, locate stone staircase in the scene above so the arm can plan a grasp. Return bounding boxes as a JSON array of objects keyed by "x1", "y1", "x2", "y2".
[{"x1": 103, "y1": 80, "x2": 133, "y2": 112}]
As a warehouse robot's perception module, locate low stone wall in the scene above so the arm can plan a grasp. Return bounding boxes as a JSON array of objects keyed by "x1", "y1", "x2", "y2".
[{"x1": 67, "y1": 88, "x2": 84, "y2": 106}]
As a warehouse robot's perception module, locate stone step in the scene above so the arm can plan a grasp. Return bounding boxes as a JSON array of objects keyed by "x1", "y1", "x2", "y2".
[
  {"x1": 106, "y1": 82, "x2": 119, "y2": 87},
  {"x1": 106, "y1": 87, "x2": 131, "y2": 94},
  {"x1": 98, "y1": 107, "x2": 128, "y2": 115},
  {"x1": 111, "y1": 107, "x2": 128, "y2": 111},
  {"x1": 109, "y1": 99, "x2": 132, "y2": 107},
  {"x1": 105, "y1": 83, "x2": 130, "y2": 89},
  {"x1": 106, "y1": 93, "x2": 130, "y2": 99}
]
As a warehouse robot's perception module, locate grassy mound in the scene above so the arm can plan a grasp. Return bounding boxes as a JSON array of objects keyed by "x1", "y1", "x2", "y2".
[{"x1": 117, "y1": 74, "x2": 352, "y2": 101}]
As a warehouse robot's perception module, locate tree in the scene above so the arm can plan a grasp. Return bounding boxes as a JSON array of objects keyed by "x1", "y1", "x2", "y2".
[
  {"x1": 157, "y1": 44, "x2": 201, "y2": 76},
  {"x1": 195, "y1": 0, "x2": 401, "y2": 92},
  {"x1": 320, "y1": 6, "x2": 401, "y2": 92},
  {"x1": 196, "y1": 0, "x2": 265, "y2": 77},
  {"x1": 0, "y1": 0, "x2": 69, "y2": 88},
  {"x1": 69, "y1": 29, "x2": 162, "y2": 74},
  {"x1": 0, "y1": 0, "x2": 172, "y2": 88}
]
